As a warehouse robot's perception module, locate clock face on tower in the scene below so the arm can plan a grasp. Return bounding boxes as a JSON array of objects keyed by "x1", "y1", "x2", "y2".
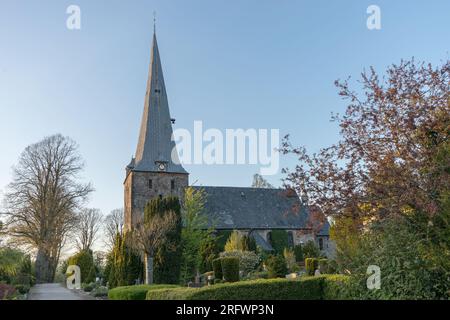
[{"x1": 157, "y1": 162, "x2": 166, "y2": 171}]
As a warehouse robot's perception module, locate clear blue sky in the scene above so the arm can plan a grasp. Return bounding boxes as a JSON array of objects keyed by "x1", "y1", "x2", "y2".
[{"x1": 1, "y1": 0, "x2": 449, "y2": 216}]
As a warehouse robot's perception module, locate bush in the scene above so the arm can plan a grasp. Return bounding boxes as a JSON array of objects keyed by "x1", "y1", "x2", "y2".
[
  {"x1": 108, "y1": 284, "x2": 179, "y2": 300},
  {"x1": 68, "y1": 250, "x2": 96, "y2": 284},
  {"x1": 242, "y1": 235, "x2": 257, "y2": 252},
  {"x1": 293, "y1": 245, "x2": 304, "y2": 262},
  {"x1": 220, "y1": 250, "x2": 260, "y2": 275},
  {"x1": 244, "y1": 271, "x2": 269, "y2": 280},
  {"x1": 91, "y1": 286, "x2": 108, "y2": 298},
  {"x1": 318, "y1": 259, "x2": 329, "y2": 274},
  {"x1": 198, "y1": 235, "x2": 219, "y2": 273},
  {"x1": 212, "y1": 258, "x2": 223, "y2": 281},
  {"x1": 14, "y1": 284, "x2": 30, "y2": 295},
  {"x1": 322, "y1": 275, "x2": 352, "y2": 300},
  {"x1": 305, "y1": 258, "x2": 319, "y2": 276},
  {"x1": 283, "y1": 248, "x2": 299, "y2": 273},
  {"x1": 107, "y1": 233, "x2": 143, "y2": 288},
  {"x1": 146, "y1": 277, "x2": 326, "y2": 300},
  {"x1": 0, "y1": 283, "x2": 16, "y2": 300},
  {"x1": 82, "y1": 282, "x2": 96, "y2": 292},
  {"x1": 303, "y1": 241, "x2": 322, "y2": 258},
  {"x1": 265, "y1": 255, "x2": 287, "y2": 278},
  {"x1": 215, "y1": 230, "x2": 233, "y2": 251},
  {"x1": 221, "y1": 257, "x2": 239, "y2": 282}
]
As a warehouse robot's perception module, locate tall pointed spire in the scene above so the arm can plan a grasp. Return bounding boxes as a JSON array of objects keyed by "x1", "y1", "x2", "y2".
[{"x1": 132, "y1": 30, "x2": 186, "y2": 174}]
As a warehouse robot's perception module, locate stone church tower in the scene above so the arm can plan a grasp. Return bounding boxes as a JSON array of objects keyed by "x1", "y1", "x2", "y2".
[{"x1": 124, "y1": 31, "x2": 188, "y2": 231}]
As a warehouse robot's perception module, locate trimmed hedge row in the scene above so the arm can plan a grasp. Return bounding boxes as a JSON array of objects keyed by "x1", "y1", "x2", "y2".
[
  {"x1": 108, "y1": 284, "x2": 179, "y2": 300},
  {"x1": 146, "y1": 275, "x2": 350, "y2": 300}
]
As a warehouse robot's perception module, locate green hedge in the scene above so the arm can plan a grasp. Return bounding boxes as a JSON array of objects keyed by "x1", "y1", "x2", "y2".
[
  {"x1": 322, "y1": 275, "x2": 352, "y2": 300},
  {"x1": 212, "y1": 258, "x2": 223, "y2": 281},
  {"x1": 221, "y1": 257, "x2": 239, "y2": 282},
  {"x1": 108, "y1": 284, "x2": 179, "y2": 300},
  {"x1": 147, "y1": 276, "x2": 355, "y2": 300}
]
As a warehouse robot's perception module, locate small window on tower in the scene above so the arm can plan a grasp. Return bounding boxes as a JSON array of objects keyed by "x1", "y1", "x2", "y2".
[
  {"x1": 171, "y1": 179, "x2": 175, "y2": 190},
  {"x1": 148, "y1": 179, "x2": 152, "y2": 189}
]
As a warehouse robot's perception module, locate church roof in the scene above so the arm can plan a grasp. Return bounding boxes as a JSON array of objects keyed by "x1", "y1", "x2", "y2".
[
  {"x1": 130, "y1": 32, "x2": 187, "y2": 174},
  {"x1": 193, "y1": 186, "x2": 310, "y2": 230}
]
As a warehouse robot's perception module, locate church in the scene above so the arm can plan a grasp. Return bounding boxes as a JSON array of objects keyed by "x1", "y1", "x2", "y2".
[{"x1": 123, "y1": 31, "x2": 333, "y2": 257}]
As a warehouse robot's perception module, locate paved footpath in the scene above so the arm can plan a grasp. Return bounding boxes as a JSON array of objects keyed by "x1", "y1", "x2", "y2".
[{"x1": 28, "y1": 283, "x2": 94, "y2": 300}]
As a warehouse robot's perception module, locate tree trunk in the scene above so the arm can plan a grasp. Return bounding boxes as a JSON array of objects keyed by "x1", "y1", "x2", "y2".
[
  {"x1": 35, "y1": 247, "x2": 55, "y2": 283},
  {"x1": 144, "y1": 253, "x2": 154, "y2": 285}
]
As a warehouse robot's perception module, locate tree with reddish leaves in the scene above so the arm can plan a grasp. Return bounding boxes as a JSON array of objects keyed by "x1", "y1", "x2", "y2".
[
  {"x1": 282, "y1": 59, "x2": 449, "y2": 298},
  {"x1": 282, "y1": 59, "x2": 449, "y2": 223}
]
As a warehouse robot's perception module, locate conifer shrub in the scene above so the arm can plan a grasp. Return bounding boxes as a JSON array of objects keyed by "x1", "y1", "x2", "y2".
[
  {"x1": 68, "y1": 250, "x2": 95, "y2": 284},
  {"x1": 265, "y1": 255, "x2": 288, "y2": 278},
  {"x1": 212, "y1": 258, "x2": 223, "y2": 281},
  {"x1": 293, "y1": 245, "x2": 304, "y2": 262},
  {"x1": 220, "y1": 257, "x2": 239, "y2": 282},
  {"x1": 305, "y1": 258, "x2": 319, "y2": 276}
]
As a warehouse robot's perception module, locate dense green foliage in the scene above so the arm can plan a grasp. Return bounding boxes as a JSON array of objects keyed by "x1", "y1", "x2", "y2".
[
  {"x1": 302, "y1": 241, "x2": 322, "y2": 258},
  {"x1": 220, "y1": 250, "x2": 260, "y2": 276},
  {"x1": 224, "y1": 231, "x2": 246, "y2": 252},
  {"x1": 198, "y1": 235, "x2": 219, "y2": 273},
  {"x1": 220, "y1": 257, "x2": 239, "y2": 282},
  {"x1": 108, "y1": 284, "x2": 179, "y2": 300},
  {"x1": 265, "y1": 255, "x2": 288, "y2": 278},
  {"x1": 144, "y1": 196, "x2": 182, "y2": 284},
  {"x1": 335, "y1": 216, "x2": 450, "y2": 299},
  {"x1": 0, "y1": 248, "x2": 34, "y2": 296},
  {"x1": 212, "y1": 258, "x2": 223, "y2": 281},
  {"x1": 146, "y1": 276, "x2": 350, "y2": 300},
  {"x1": 68, "y1": 250, "x2": 95, "y2": 284},
  {"x1": 180, "y1": 187, "x2": 214, "y2": 284},
  {"x1": 215, "y1": 230, "x2": 233, "y2": 251},
  {"x1": 318, "y1": 259, "x2": 329, "y2": 274},
  {"x1": 106, "y1": 232, "x2": 143, "y2": 288},
  {"x1": 283, "y1": 248, "x2": 299, "y2": 273},
  {"x1": 270, "y1": 230, "x2": 289, "y2": 254},
  {"x1": 241, "y1": 235, "x2": 257, "y2": 252},
  {"x1": 305, "y1": 258, "x2": 319, "y2": 276},
  {"x1": 293, "y1": 245, "x2": 304, "y2": 262}
]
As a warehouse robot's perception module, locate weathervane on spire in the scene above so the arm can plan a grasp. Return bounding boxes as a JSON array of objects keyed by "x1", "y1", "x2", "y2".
[{"x1": 153, "y1": 11, "x2": 156, "y2": 33}]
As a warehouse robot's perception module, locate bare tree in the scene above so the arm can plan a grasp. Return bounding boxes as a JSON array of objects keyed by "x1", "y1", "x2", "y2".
[
  {"x1": 131, "y1": 211, "x2": 176, "y2": 284},
  {"x1": 3, "y1": 134, "x2": 92, "y2": 283},
  {"x1": 74, "y1": 208, "x2": 103, "y2": 252},
  {"x1": 103, "y1": 208, "x2": 124, "y2": 250},
  {"x1": 251, "y1": 174, "x2": 274, "y2": 188}
]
